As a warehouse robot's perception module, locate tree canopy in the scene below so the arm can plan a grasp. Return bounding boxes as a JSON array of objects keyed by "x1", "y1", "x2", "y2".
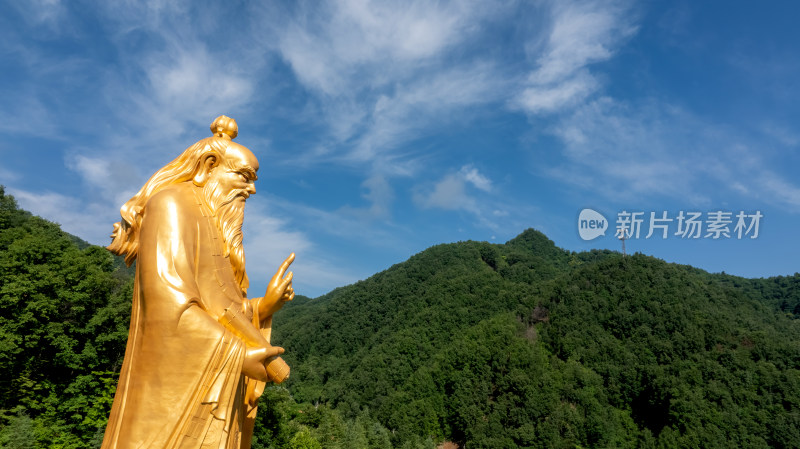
[{"x1": 269, "y1": 230, "x2": 800, "y2": 448}]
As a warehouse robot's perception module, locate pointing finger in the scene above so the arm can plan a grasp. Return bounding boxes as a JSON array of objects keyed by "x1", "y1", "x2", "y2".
[{"x1": 278, "y1": 253, "x2": 295, "y2": 276}]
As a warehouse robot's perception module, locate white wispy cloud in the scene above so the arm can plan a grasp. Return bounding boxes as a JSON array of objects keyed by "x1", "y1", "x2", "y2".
[
  {"x1": 347, "y1": 63, "x2": 503, "y2": 172},
  {"x1": 92, "y1": 4, "x2": 264, "y2": 147},
  {"x1": 461, "y1": 165, "x2": 492, "y2": 192},
  {"x1": 7, "y1": 187, "x2": 115, "y2": 245},
  {"x1": 10, "y1": 0, "x2": 68, "y2": 31},
  {"x1": 65, "y1": 154, "x2": 142, "y2": 207},
  {"x1": 760, "y1": 122, "x2": 800, "y2": 148},
  {"x1": 500, "y1": 0, "x2": 800, "y2": 212},
  {"x1": 546, "y1": 97, "x2": 800, "y2": 211},
  {"x1": 243, "y1": 196, "x2": 385, "y2": 296},
  {"x1": 264, "y1": 1, "x2": 511, "y2": 173},
  {"x1": 758, "y1": 176, "x2": 800, "y2": 209},
  {"x1": 519, "y1": 70, "x2": 599, "y2": 114},
  {"x1": 0, "y1": 0, "x2": 273, "y2": 245},
  {"x1": 546, "y1": 97, "x2": 710, "y2": 202},
  {"x1": 415, "y1": 172, "x2": 478, "y2": 213},
  {"x1": 0, "y1": 95, "x2": 62, "y2": 139},
  {"x1": 263, "y1": 193, "x2": 405, "y2": 247},
  {"x1": 0, "y1": 167, "x2": 21, "y2": 184},
  {"x1": 139, "y1": 47, "x2": 254, "y2": 128},
  {"x1": 414, "y1": 165, "x2": 491, "y2": 215},
  {"x1": 337, "y1": 175, "x2": 395, "y2": 220},
  {"x1": 516, "y1": 0, "x2": 636, "y2": 114},
  {"x1": 412, "y1": 164, "x2": 542, "y2": 234},
  {"x1": 274, "y1": 0, "x2": 483, "y2": 95}
]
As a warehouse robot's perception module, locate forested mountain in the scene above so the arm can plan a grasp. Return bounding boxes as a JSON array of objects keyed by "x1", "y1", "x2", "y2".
[
  {"x1": 0, "y1": 186, "x2": 798, "y2": 448},
  {"x1": 266, "y1": 231, "x2": 800, "y2": 448},
  {"x1": 0, "y1": 187, "x2": 133, "y2": 448}
]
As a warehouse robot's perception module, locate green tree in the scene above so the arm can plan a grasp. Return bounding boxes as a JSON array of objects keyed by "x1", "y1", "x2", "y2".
[
  {"x1": 288, "y1": 427, "x2": 322, "y2": 449},
  {"x1": 0, "y1": 412, "x2": 35, "y2": 449}
]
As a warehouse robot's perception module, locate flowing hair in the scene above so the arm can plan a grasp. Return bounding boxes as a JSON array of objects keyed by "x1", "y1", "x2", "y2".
[{"x1": 107, "y1": 137, "x2": 229, "y2": 265}]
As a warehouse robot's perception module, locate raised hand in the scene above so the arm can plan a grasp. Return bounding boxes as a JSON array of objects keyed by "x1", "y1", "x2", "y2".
[{"x1": 257, "y1": 253, "x2": 295, "y2": 320}]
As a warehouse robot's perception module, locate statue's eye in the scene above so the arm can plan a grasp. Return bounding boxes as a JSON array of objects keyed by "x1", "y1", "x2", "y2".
[{"x1": 238, "y1": 172, "x2": 248, "y2": 181}]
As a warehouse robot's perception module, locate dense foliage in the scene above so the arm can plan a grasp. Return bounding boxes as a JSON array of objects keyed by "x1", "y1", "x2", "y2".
[
  {"x1": 0, "y1": 186, "x2": 798, "y2": 448},
  {"x1": 0, "y1": 187, "x2": 132, "y2": 447},
  {"x1": 268, "y1": 231, "x2": 800, "y2": 448}
]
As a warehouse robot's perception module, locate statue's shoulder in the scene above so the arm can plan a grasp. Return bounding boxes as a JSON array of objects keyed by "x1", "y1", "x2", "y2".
[{"x1": 145, "y1": 183, "x2": 200, "y2": 217}]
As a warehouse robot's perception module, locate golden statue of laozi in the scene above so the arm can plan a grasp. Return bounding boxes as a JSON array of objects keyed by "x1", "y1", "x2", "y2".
[{"x1": 102, "y1": 116, "x2": 295, "y2": 449}]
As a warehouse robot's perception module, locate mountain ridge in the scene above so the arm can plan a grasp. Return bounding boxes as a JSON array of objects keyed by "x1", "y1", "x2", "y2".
[{"x1": 267, "y1": 228, "x2": 800, "y2": 448}]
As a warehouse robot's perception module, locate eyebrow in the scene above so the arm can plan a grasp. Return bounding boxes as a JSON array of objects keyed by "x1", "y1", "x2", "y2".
[{"x1": 239, "y1": 166, "x2": 258, "y2": 180}]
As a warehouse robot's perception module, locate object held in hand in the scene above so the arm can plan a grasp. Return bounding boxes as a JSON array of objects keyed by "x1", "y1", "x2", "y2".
[{"x1": 219, "y1": 305, "x2": 291, "y2": 383}]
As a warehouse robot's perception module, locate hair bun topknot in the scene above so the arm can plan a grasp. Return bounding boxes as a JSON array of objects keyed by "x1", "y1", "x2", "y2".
[{"x1": 210, "y1": 115, "x2": 238, "y2": 140}]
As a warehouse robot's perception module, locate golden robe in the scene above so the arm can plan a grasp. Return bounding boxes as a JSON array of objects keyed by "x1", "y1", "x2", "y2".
[{"x1": 102, "y1": 183, "x2": 265, "y2": 449}]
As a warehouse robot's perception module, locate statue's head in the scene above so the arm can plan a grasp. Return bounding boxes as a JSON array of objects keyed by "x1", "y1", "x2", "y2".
[
  {"x1": 109, "y1": 115, "x2": 258, "y2": 293},
  {"x1": 195, "y1": 139, "x2": 259, "y2": 212}
]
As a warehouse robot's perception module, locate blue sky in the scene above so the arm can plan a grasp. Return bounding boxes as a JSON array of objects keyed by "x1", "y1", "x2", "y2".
[{"x1": 1, "y1": 0, "x2": 798, "y2": 297}]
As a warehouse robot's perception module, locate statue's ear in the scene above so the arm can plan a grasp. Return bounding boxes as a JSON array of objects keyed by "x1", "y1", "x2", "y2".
[{"x1": 193, "y1": 154, "x2": 218, "y2": 186}]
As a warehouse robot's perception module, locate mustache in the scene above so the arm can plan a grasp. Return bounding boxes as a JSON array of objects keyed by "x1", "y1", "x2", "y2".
[
  {"x1": 203, "y1": 178, "x2": 247, "y2": 210},
  {"x1": 219, "y1": 189, "x2": 248, "y2": 207}
]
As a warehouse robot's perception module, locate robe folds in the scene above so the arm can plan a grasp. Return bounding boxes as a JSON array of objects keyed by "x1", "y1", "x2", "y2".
[{"x1": 102, "y1": 183, "x2": 266, "y2": 449}]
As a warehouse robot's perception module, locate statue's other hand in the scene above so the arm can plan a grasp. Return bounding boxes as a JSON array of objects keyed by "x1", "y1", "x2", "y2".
[
  {"x1": 258, "y1": 253, "x2": 295, "y2": 319},
  {"x1": 243, "y1": 345, "x2": 284, "y2": 382}
]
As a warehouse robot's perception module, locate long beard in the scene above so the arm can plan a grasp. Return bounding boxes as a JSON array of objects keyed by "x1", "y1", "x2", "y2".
[{"x1": 203, "y1": 180, "x2": 249, "y2": 294}]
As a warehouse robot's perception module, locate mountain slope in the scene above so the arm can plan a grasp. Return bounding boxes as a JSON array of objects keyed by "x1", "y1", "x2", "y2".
[
  {"x1": 268, "y1": 230, "x2": 800, "y2": 448},
  {"x1": 0, "y1": 187, "x2": 134, "y2": 448}
]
